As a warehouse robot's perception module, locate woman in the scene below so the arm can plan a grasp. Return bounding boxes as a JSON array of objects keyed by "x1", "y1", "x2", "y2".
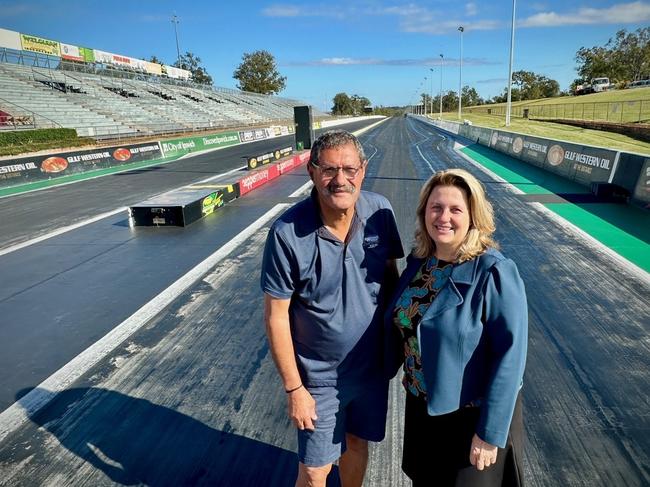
[{"x1": 385, "y1": 168, "x2": 528, "y2": 486}]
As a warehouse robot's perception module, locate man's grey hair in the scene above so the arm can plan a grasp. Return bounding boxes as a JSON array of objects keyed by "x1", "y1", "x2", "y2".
[{"x1": 308, "y1": 130, "x2": 366, "y2": 167}]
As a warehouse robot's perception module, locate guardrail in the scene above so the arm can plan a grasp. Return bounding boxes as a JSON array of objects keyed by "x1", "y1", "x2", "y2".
[{"x1": 468, "y1": 99, "x2": 650, "y2": 124}]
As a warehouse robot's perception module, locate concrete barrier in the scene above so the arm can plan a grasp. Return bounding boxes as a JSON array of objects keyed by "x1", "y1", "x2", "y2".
[{"x1": 416, "y1": 116, "x2": 649, "y2": 209}]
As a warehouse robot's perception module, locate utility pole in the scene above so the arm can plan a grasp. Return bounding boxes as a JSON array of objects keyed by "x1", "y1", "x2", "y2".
[
  {"x1": 439, "y1": 54, "x2": 444, "y2": 119},
  {"x1": 506, "y1": 0, "x2": 516, "y2": 126},
  {"x1": 430, "y1": 67, "x2": 434, "y2": 117},
  {"x1": 171, "y1": 14, "x2": 181, "y2": 67},
  {"x1": 458, "y1": 26, "x2": 464, "y2": 120}
]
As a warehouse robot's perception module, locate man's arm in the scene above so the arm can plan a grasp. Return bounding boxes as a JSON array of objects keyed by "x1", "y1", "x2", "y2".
[{"x1": 264, "y1": 293, "x2": 318, "y2": 430}]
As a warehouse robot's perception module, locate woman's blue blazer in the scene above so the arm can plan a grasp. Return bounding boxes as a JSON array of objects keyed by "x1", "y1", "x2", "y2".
[{"x1": 384, "y1": 247, "x2": 528, "y2": 448}]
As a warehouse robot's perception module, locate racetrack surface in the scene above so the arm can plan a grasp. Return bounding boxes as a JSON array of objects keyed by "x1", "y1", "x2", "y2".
[{"x1": 0, "y1": 116, "x2": 648, "y2": 486}]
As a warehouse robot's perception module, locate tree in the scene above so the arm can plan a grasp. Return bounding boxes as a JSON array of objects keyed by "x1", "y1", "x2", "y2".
[
  {"x1": 233, "y1": 50, "x2": 286, "y2": 95},
  {"x1": 175, "y1": 51, "x2": 213, "y2": 85},
  {"x1": 331, "y1": 93, "x2": 371, "y2": 115},
  {"x1": 148, "y1": 55, "x2": 164, "y2": 65},
  {"x1": 462, "y1": 86, "x2": 484, "y2": 107},
  {"x1": 576, "y1": 28, "x2": 650, "y2": 83},
  {"x1": 332, "y1": 93, "x2": 353, "y2": 115}
]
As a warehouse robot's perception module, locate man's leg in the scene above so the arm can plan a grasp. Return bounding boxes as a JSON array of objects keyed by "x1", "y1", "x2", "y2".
[
  {"x1": 296, "y1": 463, "x2": 333, "y2": 487},
  {"x1": 338, "y1": 433, "x2": 368, "y2": 487}
]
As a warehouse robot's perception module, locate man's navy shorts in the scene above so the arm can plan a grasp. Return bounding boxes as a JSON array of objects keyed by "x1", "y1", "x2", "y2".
[{"x1": 297, "y1": 380, "x2": 389, "y2": 467}]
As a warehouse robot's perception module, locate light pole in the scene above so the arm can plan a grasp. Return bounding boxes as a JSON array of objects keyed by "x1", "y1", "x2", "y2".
[
  {"x1": 422, "y1": 76, "x2": 427, "y2": 117},
  {"x1": 506, "y1": 0, "x2": 516, "y2": 126},
  {"x1": 171, "y1": 14, "x2": 181, "y2": 67},
  {"x1": 439, "y1": 54, "x2": 444, "y2": 119},
  {"x1": 458, "y1": 26, "x2": 464, "y2": 120},
  {"x1": 429, "y1": 68, "x2": 434, "y2": 117}
]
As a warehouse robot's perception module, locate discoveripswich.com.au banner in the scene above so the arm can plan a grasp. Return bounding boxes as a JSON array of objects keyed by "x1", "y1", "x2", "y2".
[
  {"x1": 0, "y1": 142, "x2": 162, "y2": 186},
  {"x1": 159, "y1": 132, "x2": 241, "y2": 158}
]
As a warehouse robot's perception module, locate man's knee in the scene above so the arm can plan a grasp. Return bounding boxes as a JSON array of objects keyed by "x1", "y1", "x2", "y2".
[
  {"x1": 297, "y1": 462, "x2": 333, "y2": 486},
  {"x1": 345, "y1": 433, "x2": 368, "y2": 454}
]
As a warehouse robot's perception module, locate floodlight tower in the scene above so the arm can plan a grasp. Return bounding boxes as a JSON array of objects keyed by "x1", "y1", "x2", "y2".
[
  {"x1": 458, "y1": 26, "x2": 464, "y2": 120},
  {"x1": 171, "y1": 14, "x2": 181, "y2": 67},
  {"x1": 439, "y1": 54, "x2": 444, "y2": 119},
  {"x1": 506, "y1": 0, "x2": 517, "y2": 126}
]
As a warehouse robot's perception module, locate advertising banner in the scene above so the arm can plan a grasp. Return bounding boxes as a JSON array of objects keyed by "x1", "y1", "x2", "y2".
[
  {"x1": 238, "y1": 165, "x2": 280, "y2": 196},
  {"x1": 163, "y1": 65, "x2": 191, "y2": 80},
  {"x1": 517, "y1": 136, "x2": 549, "y2": 167},
  {"x1": 159, "y1": 131, "x2": 240, "y2": 158},
  {"x1": 0, "y1": 28, "x2": 21, "y2": 51},
  {"x1": 60, "y1": 43, "x2": 83, "y2": 61},
  {"x1": 631, "y1": 157, "x2": 650, "y2": 208},
  {"x1": 489, "y1": 131, "x2": 515, "y2": 154},
  {"x1": 0, "y1": 142, "x2": 162, "y2": 186},
  {"x1": 239, "y1": 128, "x2": 269, "y2": 143},
  {"x1": 270, "y1": 125, "x2": 291, "y2": 137},
  {"x1": 542, "y1": 142, "x2": 615, "y2": 185},
  {"x1": 20, "y1": 33, "x2": 60, "y2": 56},
  {"x1": 144, "y1": 61, "x2": 162, "y2": 76},
  {"x1": 277, "y1": 151, "x2": 309, "y2": 174},
  {"x1": 80, "y1": 46, "x2": 95, "y2": 63},
  {"x1": 93, "y1": 49, "x2": 113, "y2": 64},
  {"x1": 247, "y1": 146, "x2": 293, "y2": 170}
]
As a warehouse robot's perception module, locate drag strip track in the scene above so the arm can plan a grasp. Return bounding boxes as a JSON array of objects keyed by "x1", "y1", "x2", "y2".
[
  {"x1": 0, "y1": 117, "x2": 648, "y2": 486},
  {"x1": 0, "y1": 120, "x2": 373, "y2": 251}
]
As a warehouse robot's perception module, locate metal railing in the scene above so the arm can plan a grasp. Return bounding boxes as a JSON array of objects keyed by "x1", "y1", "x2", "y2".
[{"x1": 468, "y1": 99, "x2": 650, "y2": 124}]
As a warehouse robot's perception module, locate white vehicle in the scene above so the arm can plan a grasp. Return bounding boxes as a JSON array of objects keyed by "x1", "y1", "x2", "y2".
[{"x1": 591, "y1": 77, "x2": 612, "y2": 92}]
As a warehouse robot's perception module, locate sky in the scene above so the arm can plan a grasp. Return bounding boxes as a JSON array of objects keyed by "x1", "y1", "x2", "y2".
[{"x1": 1, "y1": 0, "x2": 649, "y2": 109}]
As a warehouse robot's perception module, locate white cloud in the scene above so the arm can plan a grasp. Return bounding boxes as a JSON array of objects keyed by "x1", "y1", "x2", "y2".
[
  {"x1": 286, "y1": 56, "x2": 498, "y2": 67},
  {"x1": 466, "y1": 2, "x2": 478, "y2": 16},
  {"x1": 520, "y1": 1, "x2": 650, "y2": 27},
  {"x1": 261, "y1": 5, "x2": 306, "y2": 17}
]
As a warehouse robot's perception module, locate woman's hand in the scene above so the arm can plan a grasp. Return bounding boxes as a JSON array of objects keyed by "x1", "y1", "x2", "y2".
[
  {"x1": 469, "y1": 434, "x2": 498, "y2": 470},
  {"x1": 287, "y1": 387, "x2": 318, "y2": 430}
]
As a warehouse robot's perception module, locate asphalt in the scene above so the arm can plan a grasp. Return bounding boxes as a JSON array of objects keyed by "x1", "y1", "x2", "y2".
[{"x1": 0, "y1": 116, "x2": 648, "y2": 487}]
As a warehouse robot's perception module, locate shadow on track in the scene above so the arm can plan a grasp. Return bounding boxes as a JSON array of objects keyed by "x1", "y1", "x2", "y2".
[{"x1": 16, "y1": 387, "x2": 341, "y2": 486}]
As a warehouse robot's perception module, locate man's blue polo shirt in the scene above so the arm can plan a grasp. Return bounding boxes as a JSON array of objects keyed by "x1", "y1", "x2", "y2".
[{"x1": 261, "y1": 189, "x2": 404, "y2": 387}]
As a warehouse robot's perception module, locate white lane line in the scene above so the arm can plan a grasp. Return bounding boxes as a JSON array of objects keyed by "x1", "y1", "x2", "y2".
[
  {"x1": 0, "y1": 203, "x2": 290, "y2": 443},
  {"x1": 0, "y1": 207, "x2": 128, "y2": 257},
  {"x1": 416, "y1": 144, "x2": 435, "y2": 173},
  {"x1": 289, "y1": 180, "x2": 313, "y2": 198}
]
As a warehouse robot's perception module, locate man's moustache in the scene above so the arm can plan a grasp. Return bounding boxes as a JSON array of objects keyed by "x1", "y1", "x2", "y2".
[{"x1": 325, "y1": 184, "x2": 356, "y2": 195}]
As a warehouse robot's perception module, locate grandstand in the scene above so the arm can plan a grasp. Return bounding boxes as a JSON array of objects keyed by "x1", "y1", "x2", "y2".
[{"x1": 0, "y1": 28, "x2": 327, "y2": 140}]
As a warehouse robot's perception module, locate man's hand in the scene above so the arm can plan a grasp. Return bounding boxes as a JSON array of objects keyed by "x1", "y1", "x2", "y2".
[
  {"x1": 287, "y1": 386, "x2": 318, "y2": 430},
  {"x1": 469, "y1": 433, "x2": 498, "y2": 470}
]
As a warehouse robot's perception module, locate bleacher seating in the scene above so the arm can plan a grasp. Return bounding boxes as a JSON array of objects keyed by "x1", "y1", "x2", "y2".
[{"x1": 0, "y1": 60, "x2": 327, "y2": 139}]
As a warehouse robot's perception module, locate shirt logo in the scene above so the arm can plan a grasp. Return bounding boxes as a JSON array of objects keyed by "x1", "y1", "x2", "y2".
[{"x1": 363, "y1": 235, "x2": 380, "y2": 249}]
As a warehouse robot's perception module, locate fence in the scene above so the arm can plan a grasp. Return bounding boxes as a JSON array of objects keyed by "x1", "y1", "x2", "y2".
[{"x1": 468, "y1": 99, "x2": 650, "y2": 124}]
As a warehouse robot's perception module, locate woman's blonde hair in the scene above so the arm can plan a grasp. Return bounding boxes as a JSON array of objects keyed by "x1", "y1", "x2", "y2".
[{"x1": 413, "y1": 168, "x2": 498, "y2": 262}]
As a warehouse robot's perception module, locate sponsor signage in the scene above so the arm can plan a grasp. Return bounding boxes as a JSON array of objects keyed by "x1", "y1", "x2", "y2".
[
  {"x1": 247, "y1": 146, "x2": 293, "y2": 170},
  {"x1": 160, "y1": 131, "x2": 240, "y2": 158},
  {"x1": 0, "y1": 28, "x2": 22, "y2": 51},
  {"x1": 278, "y1": 151, "x2": 309, "y2": 174},
  {"x1": 0, "y1": 142, "x2": 162, "y2": 186},
  {"x1": 60, "y1": 43, "x2": 83, "y2": 61},
  {"x1": 20, "y1": 33, "x2": 60, "y2": 56},
  {"x1": 503, "y1": 135, "x2": 547, "y2": 167},
  {"x1": 239, "y1": 128, "x2": 270, "y2": 143},
  {"x1": 543, "y1": 143, "x2": 615, "y2": 185},
  {"x1": 632, "y1": 157, "x2": 650, "y2": 207},
  {"x1": 238, "y1": 165, "x2": 280, "y2": 196},
  {"x1": 163, "y1": 65, "x2": 192, "y2": 80}
]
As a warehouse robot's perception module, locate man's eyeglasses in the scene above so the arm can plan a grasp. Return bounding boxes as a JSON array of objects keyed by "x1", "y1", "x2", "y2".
[{"x1": 312, "y1": 162, "x2": 364, "y2": 179}]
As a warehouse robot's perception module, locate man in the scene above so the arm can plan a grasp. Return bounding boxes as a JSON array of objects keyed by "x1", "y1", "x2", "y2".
[{"x1": 261, "y1": 130, "x2": 404, "y2": 487}]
